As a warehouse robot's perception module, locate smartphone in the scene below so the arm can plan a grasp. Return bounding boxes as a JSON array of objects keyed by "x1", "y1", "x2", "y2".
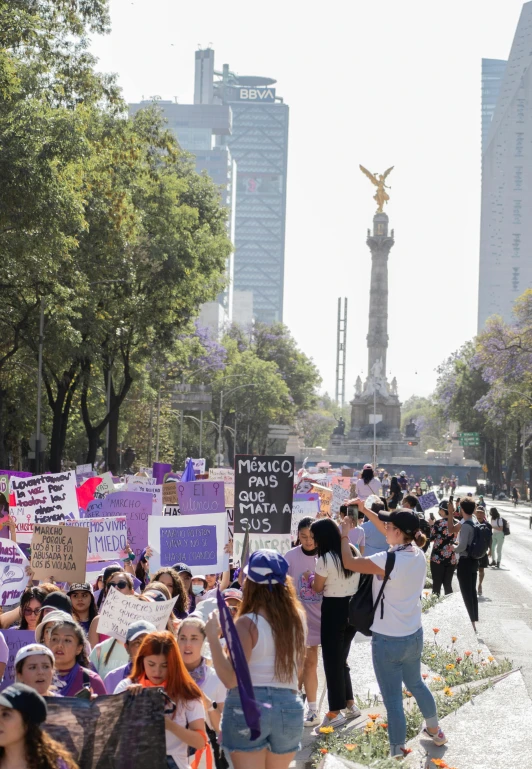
[
  {"x1": 75, "y1": 687, "x2": 91, "y2": 700},
  {"x1": 449, "y1": 495, "x2": 454, "y2": 503},
  {"x1": 347, "y1": 505, "x2": 357, "y2": 519}
]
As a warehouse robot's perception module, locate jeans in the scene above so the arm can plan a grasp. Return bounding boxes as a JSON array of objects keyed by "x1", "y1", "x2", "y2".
[
  {"x1": 321, "y1": 596, "x2": 356, "y2": 711},
  {"x1": 457, "y1": 557, "x2": 479, "y2": 622},
  {"x1": 492, "y1": 531, "x2": 504, "y2": 563},
  {"x1": 430, "y1": 560, "x2": 456, "y2": 595},
  {"x1": 372, "y1": 628, "x2": 438, "y2": 756}
]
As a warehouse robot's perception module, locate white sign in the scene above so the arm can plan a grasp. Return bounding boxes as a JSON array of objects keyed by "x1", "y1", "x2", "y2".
[
  {"x1": 98, "y1": 589, "x2": 177, "y2": 642},
  {"x1": 125, "y1": 476, "x2": 157, "y2": 487},
  {"x1": 291, "y1": 498, "x2": 320, "y2": 540},
  {"x1": 233, "y1": 532, "x2": 292, "y2": 562},
  {"x1": 139, "y1": 467, "x2": 153, "y2": 478},
  {"x1": 10, "y1": 471, "x2": 79, "y2": 543},
  {"x1": 331, "y1": 483, "x2": 349, "y2": 514},
  {"x1": 70, "y1": 517, "x2": 128, "y2": 562},
  {"x1": 127, "y1": 483, "x2": 163, "y2": 515},
  {"x1": 209, "y1": 468, "x2": 234, "y2": 483},
  {"x1": 0, "y1": 541, "x2": 29, "y2": 606},
  {"x1": 148, "y1": 512, "x2": 228, "y2": 576},
  {"x1": 186, "y1": 458, "x2": 206, "y2": 475},
  {"x1": 75, "y1": 464, "x2": 92, "y2": 476},
  {"x1": 94, "y1": 471, "x2": 115, "y2": 498}
]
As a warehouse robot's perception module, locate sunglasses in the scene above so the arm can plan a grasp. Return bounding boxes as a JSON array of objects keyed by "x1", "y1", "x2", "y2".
[
  {"x1": 23, "y1": 607, "x2": 41, "y2": 616},
  {"x1": 109, "y1": 580, "x2": 128, "y2": 590},
  {"x1": 226, "y1": 605, "x2": 239, "y2": 615}
]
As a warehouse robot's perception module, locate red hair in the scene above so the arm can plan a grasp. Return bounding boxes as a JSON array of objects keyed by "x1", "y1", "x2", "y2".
[{"x1": 129, "y1": 630, "x2": 201, "y2": 703}]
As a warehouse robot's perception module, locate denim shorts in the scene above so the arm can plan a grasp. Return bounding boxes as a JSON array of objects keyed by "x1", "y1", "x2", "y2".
[{"x1": 222, "y1": 686, "x2": 304, "y2": 755}]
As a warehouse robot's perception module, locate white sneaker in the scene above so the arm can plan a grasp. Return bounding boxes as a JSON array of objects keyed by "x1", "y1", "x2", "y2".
[
  {"x1": 318, "y1": 712, "x2": 348, "y2": 729},
  {"x1": 304, "y1": 710, "x2": 320, "y2": 727},
  {"x1": 342, "y1": 705, "x2": 362, "y2": 720}
]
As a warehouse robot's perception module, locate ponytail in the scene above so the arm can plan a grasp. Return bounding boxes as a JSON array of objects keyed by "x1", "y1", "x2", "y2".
[{"x1": 413, "y1": 530, "x2": 427, "y2": 549}]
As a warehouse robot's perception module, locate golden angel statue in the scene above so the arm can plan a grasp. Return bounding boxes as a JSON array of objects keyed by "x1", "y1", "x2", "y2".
[{"x1": 359, "y1": 165, "x2": 394, "y2": 213}]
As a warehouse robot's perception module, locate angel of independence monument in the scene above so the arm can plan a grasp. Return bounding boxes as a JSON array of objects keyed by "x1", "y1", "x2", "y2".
[{"x1": 329, "y1": 166, "x2": 420, "y2": 464}]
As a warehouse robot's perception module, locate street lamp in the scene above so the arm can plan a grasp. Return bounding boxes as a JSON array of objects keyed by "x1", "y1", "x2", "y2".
[{"x1": 218, "y1": 382, "x2": 259, "y2": 466}]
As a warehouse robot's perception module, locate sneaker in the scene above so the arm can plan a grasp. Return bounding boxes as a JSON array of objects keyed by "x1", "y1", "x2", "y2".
[
  {"x1": 319, "y1": 711, "x2": 348, "y2": 729},
  {"x1": 422, "y1": 726, "x2": 448, "y2": 746},
  {"x1": 304, "y1": 710, "x2": 320, "y2": 727},
  {"x1": 342, "y1": 704, "x2": 362, "y2": 721}
]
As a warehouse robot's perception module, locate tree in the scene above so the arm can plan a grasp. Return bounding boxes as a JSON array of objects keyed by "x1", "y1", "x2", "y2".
[{"x1": 401, "y1": 396, "x2": 446, "y2": 453}]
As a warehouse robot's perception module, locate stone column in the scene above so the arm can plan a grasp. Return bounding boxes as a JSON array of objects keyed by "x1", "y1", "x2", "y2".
[{"x1": 366, "y1": 212, "x2": 395, "y2": 377}]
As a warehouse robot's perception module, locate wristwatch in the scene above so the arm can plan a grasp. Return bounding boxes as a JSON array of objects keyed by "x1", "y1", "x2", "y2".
[{"x1": 208, "y1": 701, "x2": 218, "y2": 712}]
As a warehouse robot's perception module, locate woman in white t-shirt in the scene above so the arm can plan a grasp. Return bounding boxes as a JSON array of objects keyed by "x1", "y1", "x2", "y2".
[
  {"x1": 310, "y1": 518, "x2": 361, "y2": 729},
  {"x1": 339, "y1": 501, "x2": 447, "y2": 759},
  {"x1": 355, "y1": 464, "x2": 382, "y2": 501},
  {"x1": 489, "y1": 507, "x2": 505, "y2": 567},
  {"x1": 114, "y1": 630, "x2": 207, "y2": 769}
]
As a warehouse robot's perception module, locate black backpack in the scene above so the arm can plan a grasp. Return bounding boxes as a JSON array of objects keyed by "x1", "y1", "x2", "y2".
[
  {"x1": 502, "y1": 518, "x2": 511, "y2": 536},
  {"x1": 464, "y1": 519, "x2": 491, "y2": 559},
  {"x1": 348, "y1": 551, "x2": 396, "y2": 636}
]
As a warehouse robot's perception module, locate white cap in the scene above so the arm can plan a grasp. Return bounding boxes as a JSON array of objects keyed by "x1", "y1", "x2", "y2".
[
  {"x1": 34, "y1": 610, "x2": 72, "y2": 644},
  {"x1": 15, "y1": 644, "x2": 54, "y2": 667}
]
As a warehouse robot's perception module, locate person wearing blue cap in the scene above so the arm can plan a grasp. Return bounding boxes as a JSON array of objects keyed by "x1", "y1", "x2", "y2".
[
  {"x1": 105, "y1": 620, "x2": 156, "y2": 694},
  {"x1": 205, "y1": 549, "x2": 306, "y2": 769}
]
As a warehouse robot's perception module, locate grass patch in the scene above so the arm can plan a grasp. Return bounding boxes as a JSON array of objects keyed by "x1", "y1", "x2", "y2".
[{"x1": 421, "y1": 591, "x2": 441, "y2": 613}]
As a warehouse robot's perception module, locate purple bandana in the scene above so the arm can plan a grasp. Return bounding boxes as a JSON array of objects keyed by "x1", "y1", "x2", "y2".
[
  {"x1": 216, "y1": 587, "x2": 261, "y2": 741},
  {"x1": 188, "y1": 658, "x2": 208, "y2": 688}
]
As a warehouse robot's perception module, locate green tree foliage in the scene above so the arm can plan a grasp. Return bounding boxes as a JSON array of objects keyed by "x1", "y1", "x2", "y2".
[{"x1": 401, "y1": 396, "x2": 446, "y2": 453}]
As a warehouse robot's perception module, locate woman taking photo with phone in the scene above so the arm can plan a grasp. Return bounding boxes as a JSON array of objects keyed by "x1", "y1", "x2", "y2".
[{"x1": 339, "y1": 500, "x2": 447, "y2": 758}]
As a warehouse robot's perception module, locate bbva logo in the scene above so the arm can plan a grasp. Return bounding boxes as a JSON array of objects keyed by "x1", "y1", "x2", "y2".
[{"x1": 239, "y1": 88, "x2": 275, "y2": 101}]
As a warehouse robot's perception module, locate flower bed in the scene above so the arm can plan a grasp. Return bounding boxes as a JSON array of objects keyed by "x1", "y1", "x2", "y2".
[{"x1": 422, "y1": 631, "x2": 512, "y2": 688}]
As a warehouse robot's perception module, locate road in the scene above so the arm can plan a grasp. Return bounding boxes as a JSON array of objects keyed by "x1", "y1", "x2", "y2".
[{"x1": 455, "y1": 489, "x2": 532, "y2": 696}]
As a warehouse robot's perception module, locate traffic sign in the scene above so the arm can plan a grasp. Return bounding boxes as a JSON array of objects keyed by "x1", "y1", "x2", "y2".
[
  {"x1": 458, "y1": 432, "x2": 479, "y2": 447},
  {"x1": 171, "y1": 384, "x2": 212, "y2": 412}
]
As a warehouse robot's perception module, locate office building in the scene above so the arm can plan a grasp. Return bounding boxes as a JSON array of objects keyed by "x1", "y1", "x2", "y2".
[
  {"x1": 195, "y1": 49, "x2": 289, "y2": 325},
  {"x1": 128, "y1": 98, "x2": 236, "y2": 336},
  {"x1": 478, "y1": 2, "x2": 532, "y2": 329},
  {"x1": 481, "y1": 59, "x2": 507, "y2": 153}
]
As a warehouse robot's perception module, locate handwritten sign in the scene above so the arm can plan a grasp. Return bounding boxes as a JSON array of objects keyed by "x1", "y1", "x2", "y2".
[
  {"x1": 162, "y1": 483, "x2": 178, "y2": 506},
  {"x1": 417, "y1": 491, "x2": 439, "y2": 512},
  {"x1": 84, "y1": 491, "x2": 152, "y2": 558},
  {"x1": 94, "y1": 471, "x2": 115, "y2": 499},
  {"x1": 126, "y1": 484, "x2": 163, "y2": 516},
  {"x1": 0, "y1": 630, "x2": 35, "y2": 690},
  {"x1": 11, "y1": 471, "x2": 79, "y2": 542},
  {"x1": 0, "y1": 541, "x2": 29, "y2": 606},
  {"x1": 71, "y1": 517, "x2": 127, "y2": 562},
  {"x1": 125, "y1": 476, "x2": 158, "y2": 487},
  {"x1": 332, "y1": 476, "x2": 352, "y2": 490},
  {"x1": 311, "y1": 484, "x2": 332, "y2": 516},
  {"x1": 177, "y1": 481, "x2": 226, "y2": 515},
  {"x1": 224, "y1": 484, "x2": 235, "y2": 509},
  {"x1": 75, "y1": 464, "x2": 92, "y2": 476},
  {"x1": 148, "y1": 513, "x2": 228, "y2": 576},
  {"x1": 0, "y1": 475, "x2": 9, "y2": 497},
  {"x1": 31, "y1": 523, "x2": 88, "y2": 583},
  {"x1": 209, "y1": 468, "x2": 234, "y2": 483},
  {"x1": 291, "y1": 493, "x2": 320, "y2": 540},
  {"x1": 331, "y1": 483, "x2": 349, "y2": 514},
  {"x1": 97, "y1": 589, "x2": 177, "y2": 642}
]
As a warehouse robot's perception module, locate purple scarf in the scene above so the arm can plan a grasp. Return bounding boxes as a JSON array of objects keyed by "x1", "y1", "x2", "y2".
[
  {"x1": 56, "y1": 663, "x2": 81, "y2": 696},
  {"x1": 216, "y1": 587, "x2": 261, "y2": 741},
  {"x1": 188, "y1": 658, "x2": 208, "y2": 687}
]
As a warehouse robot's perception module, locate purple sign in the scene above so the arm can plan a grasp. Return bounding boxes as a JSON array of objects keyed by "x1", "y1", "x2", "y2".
[
  {"x1": 84, "y1": 491, "x2": 152, "y2": 557},
  {"x1": 0, "y1": 470, "x2": 32, "y2": 480},
  {"x1": 293, "y1": 493, "x2": 320, "y2": 503},
  {"x1": 152, "y1": 462, "x2": 172, "y2": 485},
  {"x1": 417, "y1": 491, "x2": 439, "y2": 512},
  {"x1": 177, "y1": 481, "x2": 225, "y2": 515},
  {"x1": 160, "y1": 524, "x2": 217, "y2": 567},
  {"x1": 1, "y1": 629, "x2": 35, "y2": 690}
]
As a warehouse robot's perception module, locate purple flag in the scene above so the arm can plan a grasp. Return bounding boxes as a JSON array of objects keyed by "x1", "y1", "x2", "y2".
[
  {"x1": 181, "y1": 458, "x2": 196, "y2": 482},
  {"x1": 216, "y1": 588, "x2": 261, "y2": 741},
  {"x1": 152, "y1": 462, "x2": 172, "y2": 485}
]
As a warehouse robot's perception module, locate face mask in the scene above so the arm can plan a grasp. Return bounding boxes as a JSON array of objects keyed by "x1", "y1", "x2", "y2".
[{"x1": 192, "y1": 585, "x2": 204, "y2": 596}]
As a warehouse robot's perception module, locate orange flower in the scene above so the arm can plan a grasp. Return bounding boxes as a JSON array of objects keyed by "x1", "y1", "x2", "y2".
[
  {"x1": 405, "y1": 690, "x2": 413, "y2": 697},
  {"x1": 433, "y1": 628, "x2": 440, "y2": 634},
  {"x1": 345, "y1": 744, "x2": 357, "y2": 751},
  {"x1": 456, "y1": 657, "x2": 462, "y2": 663},
  {"x1": 320, "y1": 748, "x2": 328, "y2": 754},
  {"x1": 367, "y1": 713, "x2": 380, "y2": 720},
  {"x1": 431, "y1": 760, "x2": 449, "y2": 768},
  {"x1": 401, "y1": 747, "x2": 413, "y2": 755},
  {"x1": 451, "y1": 636, "x2": 457, "y2": 643},
  {"x1": 464, "y1": 650, "x2": 472, "y2": 657},
  {"x1": 422, "y1": 673, "x2": 428, "y2": 679},
  {"x1": 380, "y1": 722, "x2": 388, "y2": 728},
  {"x1": 488, "y1": 655, "x2": 495, "y2": 662}
]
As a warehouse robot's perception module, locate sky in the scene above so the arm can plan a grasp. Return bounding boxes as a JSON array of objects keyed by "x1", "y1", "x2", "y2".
[{"x1": 89, "y1": 0, "x2": 526, "y2": 403}]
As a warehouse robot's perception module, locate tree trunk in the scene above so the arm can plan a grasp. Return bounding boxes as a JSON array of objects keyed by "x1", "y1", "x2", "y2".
[
  {"x1": 46, "y1": 367, "x2": 80, "y2": 473},
  {"x1": 0, "y1": 387, "x2": 8, "y2": 469},
  {"x1": 108, "y1": 398, "x2": 120, "y2": 474}
]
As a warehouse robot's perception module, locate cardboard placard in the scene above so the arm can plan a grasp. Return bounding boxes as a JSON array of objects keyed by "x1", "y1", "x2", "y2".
[
  {"x1": 10, "y1": 471, "x2": 79, "y2": 543},
  {"x1": 126, "y1": 483, "x2": 163, "y2": 516},
  {"x1": 75, "y1": 463, "x2": 93, "y2": 476},
  {"x1": 0, "y1": 629, "x2": 35, "y2": 690},
  {"x1": 341, "y1": 467, "x2": 354, "y2": 477},
  {"x1": 234, "y1": 455, "x2": 294, "y2": 545},
  {"x1": 209, "y1": 468, "x2": 234, "y2": 483},
  {"x1": 177, "y1": 481, "x2": 226, "y2": 514},
  {"x1": 311, "y1": 484, "x2": 332, "y2": 516},
  {"x1": 125, "y1": 476, "x2": 158, "y2": 487},
  {"x1": 71, "y1": 517, "x2": 128, "y2": 562},
  {"x1": 30, "y1": 523, "x2": 89, "y2": 583},
  {"x1": 224, "y1": 484, "x2": 235, "y2": 509},
  {"x1": 162, "y1": 483, "x2": 178, "y2": 506},
  {"x1": 331, "y1": 483, "x2": 349, "y2": 514},
  {"x1": 233, "y1": 532, "x2": 292, "y2": 561},
  {"x1": 148, "y1": 513, "x2": 228, "y2": 576},
  {"x1": 332, "y1": 476, "x2": 352, "y2": 490},
  {"x1": 94, "y1": 471, "x2": 115, "y2": 499},
  {"x1": 417, "y1": 491, "x2": 439, "y2": 512},
  {"x1": 97, "y1": 588, "x2": 177, "y2": 642},
  {"x1": 291, "y1": 493, "x2": 320, "y2": 540},
  {"x1": 84, "y1": 491, "x2": 152, "y2": 558},
  {"x1": 0, "y1": 540, "x2": 29, "y2": 606}
]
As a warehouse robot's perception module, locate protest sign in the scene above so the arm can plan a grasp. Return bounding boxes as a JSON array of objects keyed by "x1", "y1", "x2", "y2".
[
  {"x1": 224, "y1": 483, "x2": 235, "y2": 509},
  {"x1": 163, "y1": 505, "x2": 180, "y2": 517},
  {"x1": 139, "y1": 466, "x2": 153, "y2": 477},
  {"x1": 44, "y1": 689, "x2": 167, "y2": 769},
  {"x1": 126, "y1": 483, "x2": 163, "y2": 516},
  {"x1": 332, "y1": 475, "x2": 352, "y2": 490},
  {"x1": 153, "y1": 462, "x2": 172, "y2": 485},
  {"x1": 226, "y1": 507, "x2": 234, "y2": 540},
  {"x1": 185, "y1": 457, "x2": 206, "y2": 474},
  {"x1": 177, "y1": 481, "x2": 226, "y2": 514},
  {"x1": 233, "y1": 455, "x2": 294, "y2": 559},
  {"x1": 125, "y1": 476, "x2": 157, "y2": 487},
  {"x1": 94, "y1": 471, "x2": 115, "y2": 499},
  {"x1": 0, "y1": 474, "x2": 9, "y2": 497},
  {"x1": 148, "y1": 512, "x2": 228, "y2": 575},
  {"x1": 1, "y1": 629, "x2": 35, "y2": 690},
  {"x1": 311, "y1": 483, "x2": 332, "y2": 516},
  {"x1": 71, "y1": 517, "x2": 127, "y2": 562},
  {"x1": 84, "y1": 491, "x2": 152, "y2": 558},
  {"x1": 209, "y1": 467, "x2": 234, "y2": 483},
  {"x1": 417, "y1": 491, "x2": 439, "y2": 512},
  {"x1": 10, "y1": 471, "x2": 79, "y2": 542},
  {"x1": 162, "y1": 482, "x2": 178, "y2": 506},
  {"x1": 76, "y1": 463, "x2": 92, "y2": 476},
  {"x1": 341, "y1": 467, "x2": 354, "y2": 477},
  {"x1": 331, "y1": 483, "x2": 349, "y2": 514},
  {"x1": 291, "y1": 493, "x2": 320, "y2": 539},
  {"x1": 98, "y1": 588, "x2": 177, "y2": 641},
  {"x1": 31, "y1": 523, "x2": 89, "y2": 583},
  {"x1": 0, "y1": 540, "x2": 29, "y2": 606}
]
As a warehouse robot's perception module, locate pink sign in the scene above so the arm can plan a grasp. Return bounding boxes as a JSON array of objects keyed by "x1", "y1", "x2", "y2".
[{"x1": 177, "y1": 481, "x2": 226, "y2": 515}]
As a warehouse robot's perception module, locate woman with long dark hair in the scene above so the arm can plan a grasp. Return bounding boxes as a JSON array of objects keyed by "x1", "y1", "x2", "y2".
[
  {"x1": 205, "y1": 550, "x2": 306, "y2": 769},
  {"x1": 48, "y1": 619, "x2": 106, "y2": 697},
  {"x1": 151, "y1": 568, "x2": 188, "y2": 619},
  {"x1": 115, "y1": 631, "x2": 207, "y2": 768},
  {"x1": 18, "y1": 588, "x2": 47, "y2": 632},
  {"x1": 88, "y1": 570, "x2": 134, "y2": 648},
  {"x1": 355, "y1": 463, "x2": 382, "y2": 501},
  {"x1": 67, "y1": 583, "x2": 98, "y2": 635},
  {"x1": 0, "y1": 683, "x2": 78, "y2": 769},
  {"x1": 310, "y1": 518, "x2": 361, "y2": 729}
]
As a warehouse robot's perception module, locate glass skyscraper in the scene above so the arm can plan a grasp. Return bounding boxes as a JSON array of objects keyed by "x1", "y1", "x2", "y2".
[{"x1": 481, "y1": 58, "x2": 507, "y2": 154}]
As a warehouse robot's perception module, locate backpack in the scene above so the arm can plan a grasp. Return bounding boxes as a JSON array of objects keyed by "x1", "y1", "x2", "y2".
[
  {"x1": 348, "y1": 551, "x2": 396, "y2": 635},
  {"x1": 502, "y1": 518, "x2": 511, "y2": 536},
  {"x1": 464, "y1": 520, "x2": 491, "y2": 559}
]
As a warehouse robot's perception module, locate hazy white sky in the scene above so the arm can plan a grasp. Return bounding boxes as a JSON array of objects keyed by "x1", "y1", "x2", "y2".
[{"x1": 90, "y1": 0, "x2": 525, "y2": 403}]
